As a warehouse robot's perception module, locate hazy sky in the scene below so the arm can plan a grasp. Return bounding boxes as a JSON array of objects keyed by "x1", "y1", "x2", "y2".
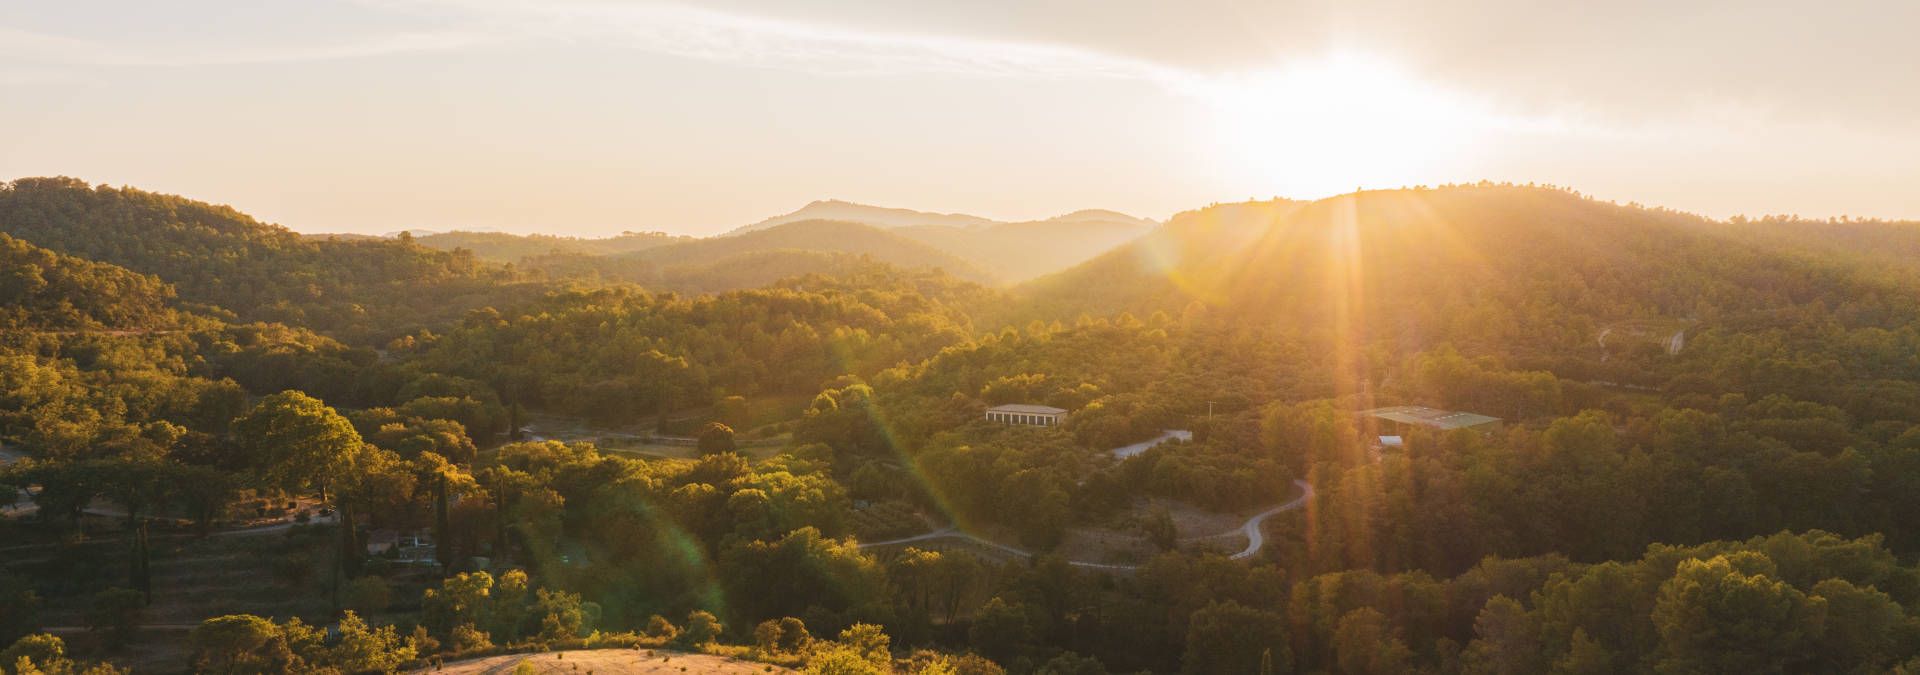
[{"x1": 4, "y1": 1, "x2": 1917, "y2": 236}]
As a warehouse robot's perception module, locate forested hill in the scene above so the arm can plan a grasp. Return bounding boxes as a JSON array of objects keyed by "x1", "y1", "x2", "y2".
[
  {"x1": 404, "y1": 261, "x2": 997, "y2": 423},
  {"x1": 0, "y1": 178, "x2": 545, "y2": 344},
  {"x1": 519, "y1": 219, "x2": 997, "y2": 288},
  {"x1": 630, "y1": 219, "x2": 993, "y2": 280},
  {"x1": 0, "y1": 233, "x2": 180, "y2": 331},
  {"x1": 414, "y1": 230, "x2": 689, "y2": 263},
  {"x1": 1022, "y1": 186, "x2": 1916, "y2": 349},
  {"x1": 1010, "y1": 197, "x2": 1302, "y2": 321},
  {"x1": 892, "y1": 216, "x2": 1155, "y2": 283}
]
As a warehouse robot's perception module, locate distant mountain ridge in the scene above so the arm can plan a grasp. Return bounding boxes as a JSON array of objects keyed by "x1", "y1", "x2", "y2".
[
  {"x1": 722, "y1": 200, "x2": 1161, "y2": 282},
  {"x1": 403, "y1": 199, "x2": 1162, "y2": 285},
  {"x1": 728, "y1": 199, "x2": 1158, "y2": 235},
  {"x1": 728, "y1": 199, "x2": 998, "y2": 235}
]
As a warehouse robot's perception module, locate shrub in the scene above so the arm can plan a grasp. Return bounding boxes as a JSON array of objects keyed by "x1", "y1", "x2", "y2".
[
  {"x1": 644, "y1": 615, "x2": 679, "y2": 641},
  {"x1": 679, "y1": 611, "x2": 723, "y2": 647}
]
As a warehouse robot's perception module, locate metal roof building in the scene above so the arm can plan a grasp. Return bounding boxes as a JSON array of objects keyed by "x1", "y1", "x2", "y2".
[
  {"x1": 986, "y1": 403, "x2": 1067, "y2": 427},
  {"x1": 1364, "y1": 406, "x2": 1502, "y2": 432}
]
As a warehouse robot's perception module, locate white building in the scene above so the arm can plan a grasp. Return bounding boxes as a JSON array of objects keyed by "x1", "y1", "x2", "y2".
[{"x1": 985, "y1": 403, "x2": 1067, "y2": 427}]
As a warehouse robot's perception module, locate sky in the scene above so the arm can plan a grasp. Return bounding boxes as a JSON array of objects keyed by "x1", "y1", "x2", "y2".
[{"x1": 3, "y1": 1, "x2": 1917, "y2": 236}]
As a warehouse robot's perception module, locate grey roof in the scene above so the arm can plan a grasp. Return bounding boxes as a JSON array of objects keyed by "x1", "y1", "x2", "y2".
[
  {"x1": 988, "y1": 403, "x2": 1068, "y2": 415},
  {"x1": 1365, "y1": 406, "x2": 1501, "y2": 430}
]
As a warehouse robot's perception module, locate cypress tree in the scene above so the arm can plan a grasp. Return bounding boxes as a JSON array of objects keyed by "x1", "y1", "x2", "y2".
[
  {"x1": 434, "y1": 473, "x2": 453, "y2": 573},
  {"x1": 129, "y1": 522, "x2": 152, "y2": 605}
]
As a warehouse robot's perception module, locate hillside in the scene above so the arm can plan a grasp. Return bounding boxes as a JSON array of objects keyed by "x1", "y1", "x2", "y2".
[
  {"x1": 0, "y1": 178, "x2": 545, "y2": 344},
  {"x1": 1011, "y1": 197, "x2": 1302, "y2": 320},
  {"x1": 525, "y1": 219, "x2": 996, "y2": 288},
  {"x1": 724, "y1": 201, "x2": 1158, "y2": 282},
  {"x1": 0, "y1": 233, "x2": 179, "y2": 331},
  {"x1": 1011, "y1": 185, "x2": 1920, "y2": 397},
  {"x1": 894, "y1": 215, "x2": 1155, "y2": 282},
  {"x1": 414, "y1": 230, "x2": 689, "y2": 263}
]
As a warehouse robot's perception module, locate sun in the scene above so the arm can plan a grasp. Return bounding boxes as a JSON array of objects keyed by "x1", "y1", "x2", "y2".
[{"x1": 1183, "y1": 53, "x2": 1495, "y2": 198}]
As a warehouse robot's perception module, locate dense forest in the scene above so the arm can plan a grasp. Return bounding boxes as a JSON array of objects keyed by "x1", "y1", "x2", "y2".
[{"x1": 6, "y1": 178, "x2": 1920, "y2": 674}]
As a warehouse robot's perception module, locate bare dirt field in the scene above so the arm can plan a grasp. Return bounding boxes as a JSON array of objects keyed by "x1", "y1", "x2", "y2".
[{"x1": 423, "y1": 648, "x2": 792, "y2": 674}]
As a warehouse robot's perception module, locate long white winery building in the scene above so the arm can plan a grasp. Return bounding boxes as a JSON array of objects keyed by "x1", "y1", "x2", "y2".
[{"x1": 985, "y1": 403, "x2": 1067, "y2": 427}]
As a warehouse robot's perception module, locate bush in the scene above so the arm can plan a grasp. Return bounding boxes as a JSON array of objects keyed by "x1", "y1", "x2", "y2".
[
  {"x1": 452, "y1": 623, "x2": 494, "y2": 653},
  {"x1": 755, "y1": 617, "x2": 814, "y2": 655},
  {"x1": 644, "y1": 615, "x2": 679, "y2": 642},
  {"x1": 679, "y1": 610, "x2": 723, "y2": 647},
  {"x1": 778, "y1": 617, "x2": 813, "y2": 653},
  {"x1": 698, "y1": 422, "x2": 737, "y2": 456}
]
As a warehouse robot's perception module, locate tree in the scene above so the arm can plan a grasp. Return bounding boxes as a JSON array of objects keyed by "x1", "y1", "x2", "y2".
[
  {"x1": 968, "y1": 598, "x2": 1033, "y2": 665},
  {"x1": 534, "y1": 588, "x2": 589, "y2": 643},
  {"x1": 1144, "y1": 506, "x2": 1178, "y2": 552},
  {"x1": 0, "y1": 571, "x2": 42, "y2": 647},
  {"x1": 1333, "y1": 607, "x2": 1413, "y2": 675},
  {"x1": 644, "y1": 615, "x2": 679, "y2": 642},
  {"x1": 169, "y1": 465, "x2": 236, "y2": 536},
  {"x1": 1, "y1": 634, "x2": 67, "y2": 672},
  {"x1": 680, "y1": 610, "x2": 723, "y2": 647},
  {"x1": 191, "y1": 615, "x2": 277, "y2": 675},
  {"x1": 86, "y1": 588, "x2": 145, "y2": 650},
  {"x1": 806, "y1": 624, "x2": 892, "y2": 675},
  {"x1": 1182, "y1": 601, "x2": 1289, "y2": 675},
  {"x1": 433, "y1": 471, "x2": 453, "y2": 571},
  {"x1": 1035, "y1": 652, "x2": 1108, "y2": 675},
  {"x1": 230, "y1": 391, "x2": 363, "y2": 497},
  {"x1": 778, "y1": 617, "x2": 813, "y2": 653},
  {"x1": 422, "y1": 571, "x2": 493, "y2": 638},
  {"x1": 1808, "y1": 578, "x2": 1904, "y2": 672},
  {"x1": 756, "y1": 617, "x2": 813, "y2": 655},
  {"x1": 837, "y1": 623, "x2": 891, "y2": 665},
  {"x1": 127, "y1": 523, "x2": 151, "y2": 605},
  {"x1": 1652, "y1": 554, "x2": 1826, "y2": 674},
  {"x1": 1550, "y1": 629, "x2": 1614, "y2": 675},
  {"x1": 807, "y1": 647, "x2": 887, "y2": 675},
  {"x1": 698, "y1": 422, "x2": 737, "y2": 456},
  {"x1": 2, "y1": 632, "x2": 126, "y2": 675},
  {"x1": 719, "y1": 527, "x2": 884, "y2": 624},
  {"x1": 330, "y1": 611, "x2": 415, "y2": 673},
  {"x1": 1464, "y1": 596, "x2": 1542, "y2": 675}
]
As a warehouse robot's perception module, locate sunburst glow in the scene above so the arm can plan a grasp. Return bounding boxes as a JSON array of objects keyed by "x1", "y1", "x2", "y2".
[{"x1": 1183, "y1": 53, "x2": 1496, "y2": 197}]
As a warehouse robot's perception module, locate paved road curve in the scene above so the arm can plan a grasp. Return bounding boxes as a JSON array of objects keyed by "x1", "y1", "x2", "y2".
[
  {"x1": 1110, "y1": 429, "x2": 1193, "y2": 460},
  {"x1": 1230, "y1": 479, "x2": 1315, "y2": 560}
]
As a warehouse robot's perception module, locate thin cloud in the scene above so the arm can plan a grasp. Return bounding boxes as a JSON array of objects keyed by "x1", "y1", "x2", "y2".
[
  {"x1": 0, "y1": 25, "x2": 491, "y2": 69},
  {"x1": 374, "y1": 0, "x2": 1178, "y2": 81}
]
